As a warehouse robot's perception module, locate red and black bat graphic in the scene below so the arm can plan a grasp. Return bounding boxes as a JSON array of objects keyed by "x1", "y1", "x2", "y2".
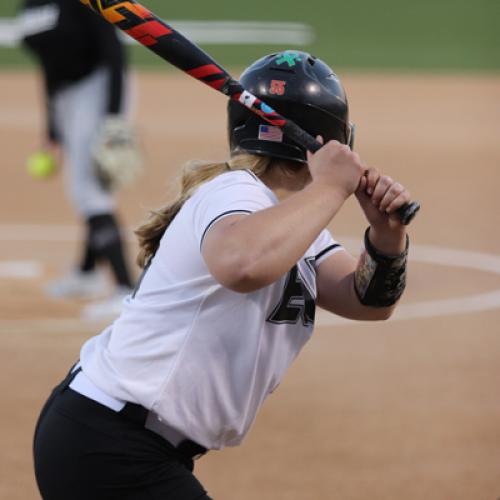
[{"x1": 81, "y1": 0, "x2": 420, "y2": 225}]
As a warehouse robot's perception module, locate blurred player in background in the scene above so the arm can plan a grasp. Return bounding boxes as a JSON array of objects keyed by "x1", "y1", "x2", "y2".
[{"x1": 19, "y1": 0, "x2": 142, "y2": 319}]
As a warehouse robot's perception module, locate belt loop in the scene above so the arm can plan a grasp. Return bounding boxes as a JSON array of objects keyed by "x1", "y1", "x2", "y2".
[{"x1": 58, "y1": 364, "x2": 82, "y2": 393}]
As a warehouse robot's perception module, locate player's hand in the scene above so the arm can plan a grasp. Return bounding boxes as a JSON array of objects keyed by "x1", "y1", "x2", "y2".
[
  {"x1": 307, "y1": 138, "x2": 365, "y2": 200},
  {"x1": 356, "y1": 167, "x2": 411, "y2": 232}
]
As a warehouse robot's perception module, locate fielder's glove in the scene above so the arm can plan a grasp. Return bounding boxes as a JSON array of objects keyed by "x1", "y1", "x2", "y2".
[{"x1": 92, "y1": 116, "x2": 143, "y2": 191}]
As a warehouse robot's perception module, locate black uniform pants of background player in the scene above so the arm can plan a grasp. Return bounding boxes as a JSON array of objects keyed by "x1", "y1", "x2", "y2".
[{"x1": 33, "y1": 371, "x2": 212, "y2": 499}]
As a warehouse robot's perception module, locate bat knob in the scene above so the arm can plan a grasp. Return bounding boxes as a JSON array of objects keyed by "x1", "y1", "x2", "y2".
[{"x1": 397, "y1": 201, "x2": 420, "y2": 225}]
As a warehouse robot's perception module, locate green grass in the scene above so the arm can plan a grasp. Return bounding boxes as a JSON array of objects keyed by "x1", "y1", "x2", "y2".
[
  {"x1": 1, "y1": 0, "x2": 499, "y2": 71},
  {"x1": 0, "y1": 1, "x2": 17, "y2": 17}
]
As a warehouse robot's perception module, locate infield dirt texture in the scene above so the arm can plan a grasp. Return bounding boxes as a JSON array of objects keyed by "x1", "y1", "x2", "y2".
[{"x1": 1, "y1": 0, "x2": 500, "y2": 499}]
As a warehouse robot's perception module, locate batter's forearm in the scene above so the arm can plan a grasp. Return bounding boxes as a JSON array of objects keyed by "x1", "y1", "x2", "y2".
[
  {"x1": 316, "y1": 234, "x2": 406, "y2": 320},
  {"x1": 353, "y1": 227, "x2": 409, "y2": 308}
]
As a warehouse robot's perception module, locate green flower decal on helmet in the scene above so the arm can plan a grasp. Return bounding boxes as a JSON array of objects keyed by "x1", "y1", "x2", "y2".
[{"x1": 275, "y1": 52, "x2": 302, "y2": 67}]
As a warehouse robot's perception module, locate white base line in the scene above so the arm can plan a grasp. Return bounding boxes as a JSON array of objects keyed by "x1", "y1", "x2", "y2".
[
  {"x1": 0, "y1": 260, "x2": 42, "y2": 278},
  {"x1": 317, "y1": 237, "x2": 500, "y2": 327},
  {"x1": 0, "y1": 224, "x2": 125, "y2": 242},
  {"x1": 0, "y1": 18, "x2": 314, "y2": 47},
  {"x1": 0, "y1": 225, "x2": 500, "y2": 332}
]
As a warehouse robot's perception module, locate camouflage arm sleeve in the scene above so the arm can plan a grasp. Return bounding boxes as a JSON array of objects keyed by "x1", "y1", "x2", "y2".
[{"x1": 354, "y1": 228, "x2": 409, "y2": 308}]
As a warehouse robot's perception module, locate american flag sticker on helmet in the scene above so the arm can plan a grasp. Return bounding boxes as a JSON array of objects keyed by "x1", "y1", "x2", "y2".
[{"x1": 258, "y1": 125, "x2": 283, "y2": 142}]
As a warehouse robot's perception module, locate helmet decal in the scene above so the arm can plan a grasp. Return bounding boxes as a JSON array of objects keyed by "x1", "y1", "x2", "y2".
[
  {"x1": 258, "y1": 125, "x2": 283, "y2": 143},
  {"x1": 269, "y1": 80, "x2": 287, "y2": 96},
  {"x1": 275, "y1": 51, "x2": 302, "y2": 67}
]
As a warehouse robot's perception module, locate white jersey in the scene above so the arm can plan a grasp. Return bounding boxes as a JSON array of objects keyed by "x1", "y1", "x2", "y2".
[{"x1": 80, "y1": 169, "x2": 342, "y2": 450}]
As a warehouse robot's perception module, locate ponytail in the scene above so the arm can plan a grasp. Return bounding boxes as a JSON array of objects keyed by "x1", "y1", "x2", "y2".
[{"x1": 135, "y1": 154, "x2": 275, "y2": 268}]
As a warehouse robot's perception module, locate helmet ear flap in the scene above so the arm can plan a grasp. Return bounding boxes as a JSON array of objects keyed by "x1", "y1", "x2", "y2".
[{"x1": 230, "y1": 112, "x2": 307, "y2": 162}]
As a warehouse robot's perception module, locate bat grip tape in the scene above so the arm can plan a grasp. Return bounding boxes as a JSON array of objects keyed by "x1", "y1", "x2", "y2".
[{"x1": 283, "y1": 121, "x2": 321, "y2": 153}]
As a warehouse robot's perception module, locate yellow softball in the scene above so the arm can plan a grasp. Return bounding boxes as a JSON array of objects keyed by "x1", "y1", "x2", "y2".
[{"x1": 26, "y1": 151, "x2": 57, "y2": 179}]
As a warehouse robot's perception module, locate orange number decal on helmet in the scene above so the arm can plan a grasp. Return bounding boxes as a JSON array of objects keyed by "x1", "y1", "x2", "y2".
[{"x1": 269, "y1": 80, "x2": 286, "y2": 96}]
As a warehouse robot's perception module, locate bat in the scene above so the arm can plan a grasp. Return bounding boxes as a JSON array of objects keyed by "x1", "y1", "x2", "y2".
[{"x1": 81, "y1": 0, "x2": 420, "y2": 225}]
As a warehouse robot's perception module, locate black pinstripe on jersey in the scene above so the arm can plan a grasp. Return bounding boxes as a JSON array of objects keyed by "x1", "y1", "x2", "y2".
[
  {"x1": 315, "y1": 243, "x2": 341, "y2": 261},
  {"x1": 200, "y1": 210, "x2": 252, "y2": 248}
]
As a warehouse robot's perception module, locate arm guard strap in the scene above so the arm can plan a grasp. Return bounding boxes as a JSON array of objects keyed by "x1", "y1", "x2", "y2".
[{"x1": 354, "y1": 228, "x2": 409, "y2": 308}]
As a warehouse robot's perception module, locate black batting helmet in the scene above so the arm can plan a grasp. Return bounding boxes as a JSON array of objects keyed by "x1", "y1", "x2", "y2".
[{"x1": 228, "y1": 50, "x2": 354, "y2": 163}]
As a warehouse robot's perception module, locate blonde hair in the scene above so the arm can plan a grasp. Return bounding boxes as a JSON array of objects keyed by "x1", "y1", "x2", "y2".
[{"x1": 136, "y1": 154, "x2": 298, "y2": 268}]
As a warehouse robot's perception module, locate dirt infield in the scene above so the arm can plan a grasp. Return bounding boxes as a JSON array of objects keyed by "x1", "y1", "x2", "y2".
[{"x1": 1, "y1": 71, "x2": 499, "y2": 500}]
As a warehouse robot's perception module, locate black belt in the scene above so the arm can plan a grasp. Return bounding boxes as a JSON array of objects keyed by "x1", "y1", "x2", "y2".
[
  {"x1": 60, "y1": 364, "x2": 207, "y2": 461},
  {"x1": 120, "y1": 401, "x2": 207, "y2": 460}
]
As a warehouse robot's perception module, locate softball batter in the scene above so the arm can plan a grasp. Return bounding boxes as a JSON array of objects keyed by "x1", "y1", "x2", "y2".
[
  {"x1": 33, "y1": 52, "x2": 411, "y2": 499},
  {"x1": 20, "y1": 0, "x2": 137, "y2": 318}
]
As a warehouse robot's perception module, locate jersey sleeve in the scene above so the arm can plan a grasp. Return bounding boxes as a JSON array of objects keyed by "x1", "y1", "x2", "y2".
[
  {"x1": 314, "y1": 229, "x2": 343, "y2": 266},
  {"x1": 192, "y1": 171, "x2": 276, "y2": 248}
]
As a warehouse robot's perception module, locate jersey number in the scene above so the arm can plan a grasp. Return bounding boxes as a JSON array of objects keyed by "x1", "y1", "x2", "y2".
[{"x1": 267, "y1": 265, "x2": 315, "y2": 327}]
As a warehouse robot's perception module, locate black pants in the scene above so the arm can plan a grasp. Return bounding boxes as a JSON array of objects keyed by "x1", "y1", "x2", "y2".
[{"x1": 33, "y1": 371, "x2": 212, "y2": 499}]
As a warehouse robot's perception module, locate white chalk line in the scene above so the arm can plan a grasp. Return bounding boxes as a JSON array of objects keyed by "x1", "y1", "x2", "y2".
[
  {"x1": 0, "y1": 110, "x2": 226, "y2": 134},
  {"x1": 0, "y1": 260, "x2": 43, "y2": 278},
  {"x1": 0, "y1": 224, "x2": 132, "y2": 242},
  {"x1": 0, "y1": 224, "x2": 500, "y2": 332},
  {"x1": 0, "y1": 18, "x2": 314, "y2": 47},
  {"x1": 319, "y1": 238, "x2": 500, "y2": 326}
]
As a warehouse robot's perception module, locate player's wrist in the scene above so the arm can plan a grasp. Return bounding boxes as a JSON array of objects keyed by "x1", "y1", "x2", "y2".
[
  {"x1": 308, "y1": 178, "x2": 351, "y2": 203},
  {"x1": 367, "y1": 225, "x2": 407, "y2": 255}
]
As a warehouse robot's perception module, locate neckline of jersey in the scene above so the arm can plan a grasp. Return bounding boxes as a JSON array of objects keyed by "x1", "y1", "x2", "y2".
[{"x1": 244, "y1": 169, "x2": 279, "y2": 204}]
